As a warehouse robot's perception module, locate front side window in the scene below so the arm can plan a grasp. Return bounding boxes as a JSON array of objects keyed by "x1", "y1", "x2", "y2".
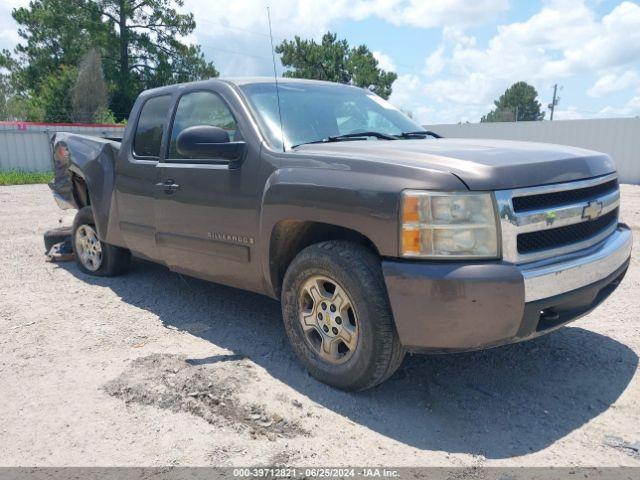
[
  {"x1": 133, "y1": 95, "x2": 172, "y2": 158},
  {"x1": 168, "y1": 91, "x2": 239, "y2": 159},
  {"x1": 239, "y1": 82, "x2": 424, "y2": 150}
]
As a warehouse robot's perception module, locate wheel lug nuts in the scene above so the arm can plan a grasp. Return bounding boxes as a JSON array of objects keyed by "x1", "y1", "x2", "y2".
[
  {"x1": 335, "y1": 316, "x2": 342, "y2": 325},
  {"x1": 321, "y1": 302, "x2": 327, "y2": 310},
  {"x1": 332, "y1": 327, "x2": 338, "y2": 335},
  {"x1": 323, "y1": 325, "x2": 329, "y2": 333},
  {"x1": 318, "y1": 313, "x2": 323, "y2": 321},
  {"x1": 330, "y1": 304, "x2": 336, "y2": 312}
]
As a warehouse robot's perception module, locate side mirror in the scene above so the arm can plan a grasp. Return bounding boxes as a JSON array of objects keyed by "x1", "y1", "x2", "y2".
[{"x1": 176, "y1": 125, "x2": 246, "y2": 166}]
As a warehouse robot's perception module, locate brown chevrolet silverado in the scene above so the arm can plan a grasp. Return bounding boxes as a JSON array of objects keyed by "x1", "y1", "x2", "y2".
[{"x1": 50, "y1": 77, "x2": 632, "y2": 391}]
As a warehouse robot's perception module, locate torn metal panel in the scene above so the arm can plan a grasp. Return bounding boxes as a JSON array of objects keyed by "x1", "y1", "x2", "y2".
[{"x1": 49, "y1": 133, "x2": 121, "y2": 239}]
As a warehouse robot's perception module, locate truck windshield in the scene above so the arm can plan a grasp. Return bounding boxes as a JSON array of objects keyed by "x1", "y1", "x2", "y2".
[{"x1": 239, "y1": 82, "x2": 425, "y2": 151}]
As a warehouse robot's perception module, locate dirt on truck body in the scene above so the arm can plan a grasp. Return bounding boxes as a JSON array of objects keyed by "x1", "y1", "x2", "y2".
[{"x1": 50, "y1": 77, "x2": 632, "y2": 390}]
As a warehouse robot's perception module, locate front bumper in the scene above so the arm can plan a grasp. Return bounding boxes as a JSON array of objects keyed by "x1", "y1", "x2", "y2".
[{"x1": 382, "y1": 224, "x2": 632, "y2": 352}]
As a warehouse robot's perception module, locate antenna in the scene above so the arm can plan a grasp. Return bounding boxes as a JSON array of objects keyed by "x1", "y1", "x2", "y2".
[{"x1": 267, "y1": 6, "x2": 285, "y2": 151}]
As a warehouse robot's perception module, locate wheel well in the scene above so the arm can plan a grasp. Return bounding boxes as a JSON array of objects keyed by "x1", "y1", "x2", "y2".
[
  {"x1": 269, "y1": 220, "x2": 379, "y2": 297},
  {"x1": 71, "y1": 174, "x2": 90, "y2": 208}
]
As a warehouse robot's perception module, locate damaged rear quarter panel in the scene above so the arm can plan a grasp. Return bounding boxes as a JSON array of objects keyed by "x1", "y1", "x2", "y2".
[{"x1": 51, "y1": 132, "x2": 120, "y2": 240}]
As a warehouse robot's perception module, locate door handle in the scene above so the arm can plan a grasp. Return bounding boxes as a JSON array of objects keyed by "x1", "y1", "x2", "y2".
[{"x1": 156, "y1": 180, "x2": 180, "y2": 194}]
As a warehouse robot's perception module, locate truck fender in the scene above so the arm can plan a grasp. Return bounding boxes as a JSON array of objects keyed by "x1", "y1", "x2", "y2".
[
  {"x1": 51, "y1": 133, "x2": 120, "y2": 240},
  {"x1": 258, "y1": 167, "x2": 405, "y2": 296}
]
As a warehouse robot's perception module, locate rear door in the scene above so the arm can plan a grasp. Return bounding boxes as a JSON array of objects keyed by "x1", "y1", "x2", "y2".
[
  {"x1": 154, "y1": 86, "x2": 265, "y2": 292},
  {"x1": 114, "y1": 94, "x2": 172, "y2": 261}
]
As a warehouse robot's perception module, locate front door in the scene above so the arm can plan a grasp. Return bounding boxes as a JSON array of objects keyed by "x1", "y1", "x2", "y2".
[{"x1": 155, "y1": 88, "x2": 264, "y2": 292}]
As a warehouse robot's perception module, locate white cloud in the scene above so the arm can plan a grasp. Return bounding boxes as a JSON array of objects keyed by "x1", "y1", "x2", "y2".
[
  {"x1": 588, "y1": 70, "x2": 640, "y2": 97},
  {"x1": 554, "y1": 1, "x2": 640, "y2": 74},
  {"x1": 442, "y1": 26, "x2": 476, "y2": 47},
  {"x1": 373, "y1": 51, "x2": 396, "y2": 72},
  {"x1": 599, "y1": 94, "x2": 640, "y2": 116},
  {"x1": 419, "y1": 2, "x2": 595, "y2": 104},
  {"x1": 185, "y1": 0, "x2": 508, "y2": 42},
  {"x1": 409, "y1": 0, "x2": 640, "y2": 122},
  {"x1": 387, "y1": 73, "x2": 491, "y2": 124},
  {"x1": 553, "y1": 107, "x2": 591, "y2": 120},
  {"x1": 182, "y1": 0, "x2": 509, "y2": 76},
  {"x1": 424, "y1": 46, "x2": 445, "y2": 76},
  {"x1": 388, "y1": 74, "x2": 424, "y2": 111},
  {"x1": 360, "y1": 0, "x2": 509, "y2": 29},
  {"x1": 626, "y1": 95, "x2": 640, "y2": 112},
  {"x1": 492, "y1": 0, "x2": 597, "y2": 52}
]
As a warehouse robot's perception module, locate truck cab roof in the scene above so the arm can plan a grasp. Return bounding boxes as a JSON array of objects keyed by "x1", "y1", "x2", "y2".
[{"x1": 139, "y1": 76, "x2": 365, "y2": 97}]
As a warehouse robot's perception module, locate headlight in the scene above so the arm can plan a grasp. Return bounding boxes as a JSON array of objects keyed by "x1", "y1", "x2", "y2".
[{"x1": 401, "y1": 190, "x2": 499, "y2": 259}]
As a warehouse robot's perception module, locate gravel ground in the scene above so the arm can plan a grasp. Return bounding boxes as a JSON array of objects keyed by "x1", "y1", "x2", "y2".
[{"x1": 0, "y1": 184, "x2": 639, "y2": 467}]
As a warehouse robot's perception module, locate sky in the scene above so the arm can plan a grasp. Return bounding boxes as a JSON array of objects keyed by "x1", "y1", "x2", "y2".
[{"x1": 1, "y1": 0, "x2": 640, "y2": 124}]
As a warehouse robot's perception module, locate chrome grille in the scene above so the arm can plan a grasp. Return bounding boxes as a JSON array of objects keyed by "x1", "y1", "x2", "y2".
[
  {"x1": 512, "y1": 178, "x2": 618, "y2": 212},
  {"x1": 517, "y1": 208, "x2": 618, "y2": 254},
  {"x1": 495, "y1": 173, "x2": 620, "y2": 264}
]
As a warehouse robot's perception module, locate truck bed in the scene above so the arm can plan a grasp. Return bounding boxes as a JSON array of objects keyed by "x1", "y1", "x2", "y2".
[{"x1": 50, "y1": 133, "x2": 121, "y2": 211}]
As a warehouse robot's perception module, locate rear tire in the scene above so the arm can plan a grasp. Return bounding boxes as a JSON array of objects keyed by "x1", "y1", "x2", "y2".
[
  {"x1": 72, "y1": 206, "x2": 131, "y2": 276},
  {"x1": 281, "y1": 241, "x2": 405, "y2": 391}
]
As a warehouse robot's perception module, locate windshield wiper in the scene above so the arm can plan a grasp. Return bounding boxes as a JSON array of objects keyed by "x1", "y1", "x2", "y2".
[
  {"x1": 396, "y1": 130, "x2": 442, "y2": 139},
  {"x1": 292, "y1": 131, "x2": 398, "y2": 149}
]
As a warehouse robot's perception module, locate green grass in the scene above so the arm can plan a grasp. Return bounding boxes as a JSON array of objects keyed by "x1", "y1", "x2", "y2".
[{"x1": 0, "y1": 170, "x2": 54, "y2": 186}]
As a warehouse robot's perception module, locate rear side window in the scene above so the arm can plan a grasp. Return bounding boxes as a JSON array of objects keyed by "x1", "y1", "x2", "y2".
[
  {"x1": 168, "y1": 91, "x2": 239, "y2": 159},
  {"x1": 133, "y1": 95, "x2": 172, "y2": 158}
]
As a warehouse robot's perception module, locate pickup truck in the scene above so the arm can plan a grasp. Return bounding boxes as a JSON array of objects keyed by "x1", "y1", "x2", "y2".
[{"x1": 50, "y1": 77, "x2": 632, "y2": 391}]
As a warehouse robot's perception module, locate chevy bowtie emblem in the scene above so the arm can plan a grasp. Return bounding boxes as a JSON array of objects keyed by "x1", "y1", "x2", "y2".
[{"x1": 582, "y1": 200, "x2": 603, "y2": 221}]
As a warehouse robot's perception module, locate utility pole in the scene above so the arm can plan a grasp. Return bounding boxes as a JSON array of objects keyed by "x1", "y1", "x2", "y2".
[{"x1": 549, "y1": 84, "x2": 559, "y2": 121}]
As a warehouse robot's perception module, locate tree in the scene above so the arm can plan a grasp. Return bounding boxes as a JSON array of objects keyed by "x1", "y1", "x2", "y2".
[
  {"x1": 481, "y1": 81, "x2": 545, "y2": 122},
  {"x1": 11, "y1": 0, "x2": 108, "y2": 97},
  {"x1": 3, "y1": 96, "x2": 45, "y2": 121},
  {"x1": 71, "y1": 49, "x2": 109, "y2": 123},
  {"x1": 9, "y1": 0, "x2": 218, "y2": 121},
  {"x1": 0, "y1": 51, "x2": 14, "y2": 119},
  {"x1": 276, "y1": 32, "x2": 397, "y2": 99},
  {"x1": 40, "y1": 65, "x2": 78, "y2": 122},
  {"x1": 93, "y1": 0, "x2": 218, "y2": 117},
  {"x1": 0, "y1": 50, "x2": 44, "y2": 121}
]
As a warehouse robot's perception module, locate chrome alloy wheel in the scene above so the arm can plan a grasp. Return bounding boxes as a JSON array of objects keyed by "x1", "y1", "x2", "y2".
[
  {"x1": 75, "y1": 225, "x2": 103, "y2": 271},
  {"x1": 298, "y1": 275, "x2": 359, "y2": 364}
]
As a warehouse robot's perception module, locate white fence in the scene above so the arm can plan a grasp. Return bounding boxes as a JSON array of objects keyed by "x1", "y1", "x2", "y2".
[
  {"x1": 425, "y1": 117, "x2": 640, "y2": 184},
  {"x1": 1, "y1": 118, "x2": 638, "y2": 183},
  {"x1": 0, "y1": 121, "x2": 125, "y2": 138},
  {"x1": 0, "y1": 132, "x2": 53, "y2": 171},
  {"x1": 0, "y1": 122, "x2": 125, "y2": 172}
]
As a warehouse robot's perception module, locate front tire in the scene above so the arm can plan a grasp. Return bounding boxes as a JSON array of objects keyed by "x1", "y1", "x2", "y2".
[
  {"x1": 72, "y1": 206, "x2": 131, "y2": 276},
  {"x1": 281, "y1": 241, "x2": 405, "y2": 391}
]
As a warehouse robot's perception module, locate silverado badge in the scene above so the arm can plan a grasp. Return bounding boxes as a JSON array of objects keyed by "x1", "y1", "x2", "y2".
[{"x1": 208, "y1": 231, "x2": 255, "y2": 245}]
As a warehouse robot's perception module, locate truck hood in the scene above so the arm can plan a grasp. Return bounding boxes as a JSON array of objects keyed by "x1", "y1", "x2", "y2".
[{"x1": 294, "y1": 138, "x2": 616, "y2": 190}]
